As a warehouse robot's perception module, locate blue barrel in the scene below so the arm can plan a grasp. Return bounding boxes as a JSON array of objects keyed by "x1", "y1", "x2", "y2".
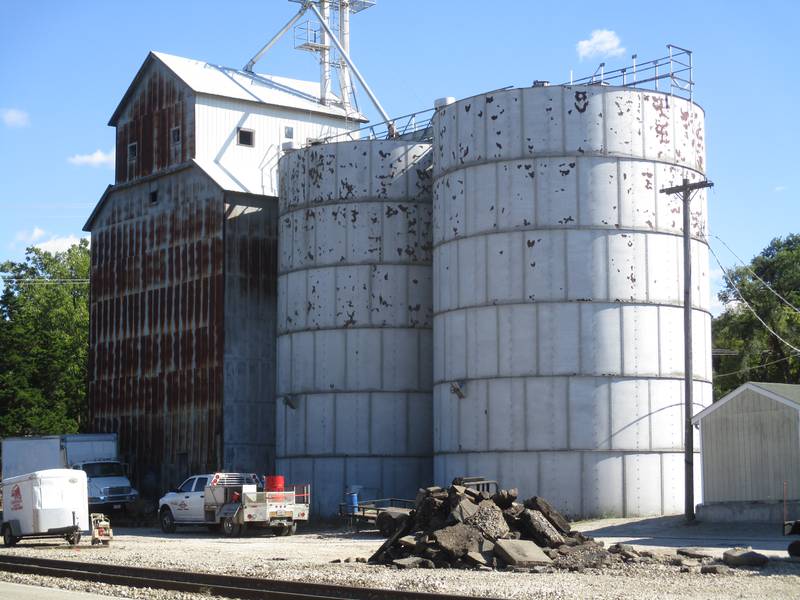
[{"x1": 346, "y1": 491, "x2": 359, "y2": 514}]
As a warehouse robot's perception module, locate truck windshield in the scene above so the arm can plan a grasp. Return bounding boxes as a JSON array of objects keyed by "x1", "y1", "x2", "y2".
[{"x1": 81, "y1": 462, "x2": 125, "y2": 477}]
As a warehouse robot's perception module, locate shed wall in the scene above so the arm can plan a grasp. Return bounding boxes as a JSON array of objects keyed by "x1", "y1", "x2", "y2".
[
  {"x1": 88, "y1": 166, "x2": 225, "y2": 498},
  {"x1": 700, "y1": 388, "x2": 800, "y2": 502}
]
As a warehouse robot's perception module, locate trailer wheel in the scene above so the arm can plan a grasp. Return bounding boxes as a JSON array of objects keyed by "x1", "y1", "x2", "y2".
[
  {"x1": 66, "y1": 533, "x2": 81, "y2": 546},
  {"x1": 222, "y1": 517, "x2": 241, "y2": 537},
  {"x1": 159, "y1": 507, "x2": 176, "y2": 534},
  {"x1": 2, "y1": 526, "x2": 19, "y2": 547},
  {"x1": 376, "y1": 512, "x2": 397, "y2": 538},
  {"x1": 789, "y1": 540, "x2": 800, "y2": 558}
]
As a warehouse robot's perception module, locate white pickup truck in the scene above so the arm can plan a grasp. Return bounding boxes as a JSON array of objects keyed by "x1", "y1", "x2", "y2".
[{"x1": 158, "y1": 473, "x2": 310, "y2": 537}]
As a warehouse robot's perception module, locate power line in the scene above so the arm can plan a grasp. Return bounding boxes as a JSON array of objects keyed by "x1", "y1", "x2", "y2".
[
  {"x1": 708, "y1": 243, "x2": 800, "y2": 355},
  {"x1": 715, "y1": 353, "x2": 800, "y2": 379},
  {"x1": 711, "y1": 234, "x2": 800, "y2": 314},
  {"x1": 0, "y1": 278, "x2": 89, "y2": 284}
]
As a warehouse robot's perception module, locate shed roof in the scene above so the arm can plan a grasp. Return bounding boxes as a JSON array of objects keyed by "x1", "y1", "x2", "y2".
[
  {"x1": 109, "y1": 51, "x2": 367, "y2": 125},
  {"x1": 692, "y1": 382, "x2": 800, "y2": 424}
]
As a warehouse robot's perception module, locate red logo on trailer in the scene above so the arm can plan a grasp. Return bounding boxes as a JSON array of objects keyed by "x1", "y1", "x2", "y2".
[{"x1": 9, "y1": 484, "x2": 22, "y2": 511}]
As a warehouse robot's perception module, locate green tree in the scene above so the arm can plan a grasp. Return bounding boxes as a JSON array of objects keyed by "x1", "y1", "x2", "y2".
[
  {"x1": 712, "y1": 234, "x2": 800, "y2": 399},
  {"x1": 0, "y1": 240, "x2": 90, "y2": 436}
]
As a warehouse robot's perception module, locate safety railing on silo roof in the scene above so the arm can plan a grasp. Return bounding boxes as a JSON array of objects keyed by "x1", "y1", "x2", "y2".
[
  {"x1": 568, "y1": 44, "x2": 694, "y2": 101},
  {"x1": 312, "y1": 107, "x2": 435, "y2": 145}
]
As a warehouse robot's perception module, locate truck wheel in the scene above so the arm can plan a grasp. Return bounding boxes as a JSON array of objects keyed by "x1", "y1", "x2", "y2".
[
  {"x1": 159, "y1": 508, "x2": 176, "y2": 534},
  {"x1": 789, "y1": 540, "x2": 800, "y2": 557},
  {"x1": 2, "y1": 526, "x2": 19, "y2": 547},
  {"x1": 222, "y1": 517, "x2": 241, "y2": 537},
  {"x1": 376, "y1": 512, "x2": 397, "y2": 538},
  {"x1": 66, "y1": 533, "x2": 81, "y2": 546},
  {"x1": 287, "y1": 522, "x2": 297, "y2": 536}
]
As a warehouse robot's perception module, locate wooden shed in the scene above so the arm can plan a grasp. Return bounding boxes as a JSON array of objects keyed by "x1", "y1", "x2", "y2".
[{"x1": 692, "y1": 382, "x2": 800, "y2": 521}]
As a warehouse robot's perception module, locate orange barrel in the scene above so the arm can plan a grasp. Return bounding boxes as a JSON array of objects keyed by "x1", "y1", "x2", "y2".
[{"x1": 266, "y1": 475, "x2": 284, "y2": 491}]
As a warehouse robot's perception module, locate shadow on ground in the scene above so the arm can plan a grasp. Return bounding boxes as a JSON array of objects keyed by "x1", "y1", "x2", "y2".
[{"x1": 576, "y1": 515, "x2": 791, "y2": 552}]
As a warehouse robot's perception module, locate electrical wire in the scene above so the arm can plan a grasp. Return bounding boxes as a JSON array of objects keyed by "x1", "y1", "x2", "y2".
[
  {"x1": 708, "y1": 243, "x2": 800, "y2": 355},
  {"x1": 711, "y1": 234, "x2": 800, "y2": 314},
  {"x1": 714, "y1": 353, "x2": 800, "y2": 379},
  {"x1": 0, "y1": 278, "x2": 89, "y2": 284}
]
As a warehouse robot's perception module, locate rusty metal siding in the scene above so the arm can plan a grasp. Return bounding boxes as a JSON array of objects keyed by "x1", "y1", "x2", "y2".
[
  {"x1": 88, "y1": 166, "x2": 225, "y2": 498},
  {"x1": 222, "y1": 193, "x2": 279, "y2": 476},
  {"x1": 115, "y1": 60, "x2": 195, "y2": 185}
]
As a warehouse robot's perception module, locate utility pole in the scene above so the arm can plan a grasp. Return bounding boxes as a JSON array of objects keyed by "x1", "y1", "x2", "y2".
[{"x1": 660, "y1": 177, "x2": 713, "y2": 522}]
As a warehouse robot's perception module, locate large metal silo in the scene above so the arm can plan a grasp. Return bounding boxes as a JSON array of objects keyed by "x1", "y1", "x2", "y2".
[
  {"x1": 432, "y1": 86, "x2": 711, "y2": 517},
  {"x1": 277, "y1": 140, "x2": 434, "y2": 516}
]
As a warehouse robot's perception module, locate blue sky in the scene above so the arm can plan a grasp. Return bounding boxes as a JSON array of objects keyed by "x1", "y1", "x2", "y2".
[{"x1": 1, "y1": 1, "x2": 797, "y2": 312}]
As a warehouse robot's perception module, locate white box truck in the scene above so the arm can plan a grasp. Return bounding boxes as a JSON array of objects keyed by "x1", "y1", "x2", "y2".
[
  {"x1": 1, "y1": 468, "x2": 89, "y2": 546},
  {"x1": 1, "y1": 434, "x2": 138, "y2": 510}
]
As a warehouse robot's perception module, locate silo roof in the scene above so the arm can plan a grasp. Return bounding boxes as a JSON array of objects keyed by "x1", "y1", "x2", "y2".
[{"x1": 109, "y1": 51, "x2": 368, "y2": 126}]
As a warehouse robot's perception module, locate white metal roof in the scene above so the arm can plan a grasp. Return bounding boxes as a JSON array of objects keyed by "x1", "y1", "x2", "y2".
[
  {"x1": 691, "y1": 382, "x2": 800, "y2": 424},
  {"x1": 110, "y1": 51, "x2": 367, "y2": 125}
]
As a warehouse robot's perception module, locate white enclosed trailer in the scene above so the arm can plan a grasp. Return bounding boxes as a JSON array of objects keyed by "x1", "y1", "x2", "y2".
[
  {"x1": 1, "y1": 469, "x2": 89, "y2": 546},
  {"x1": 2, "y1": 434, "x2": 138, "y2": 509}
]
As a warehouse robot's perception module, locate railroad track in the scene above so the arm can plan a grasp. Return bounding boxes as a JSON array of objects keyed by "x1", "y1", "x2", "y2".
[{"x1": 0, "y1": 555, "x2": 498, "y2": 600}]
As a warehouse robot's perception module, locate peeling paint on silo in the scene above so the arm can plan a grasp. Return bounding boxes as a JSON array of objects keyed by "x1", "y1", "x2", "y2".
[
  {"x1": 432, "y1": 86, "x2": 711, "y2": 518},
  {"x1": 277, "y1": 140, "x2": 434, "y2": 516}
]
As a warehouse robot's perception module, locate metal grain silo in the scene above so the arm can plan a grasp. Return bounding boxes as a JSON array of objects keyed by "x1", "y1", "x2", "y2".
[
  {"x1": 277, "y1": 140, "x2": 434, "y2": 516},
  {"x1": 432, "y1": 85, "x2": 711, "y2": 517}
]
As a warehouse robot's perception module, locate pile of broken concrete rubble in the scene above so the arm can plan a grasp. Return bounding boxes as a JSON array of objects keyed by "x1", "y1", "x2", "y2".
[
  {"x1": 368, "y1": 480, "x2": 608, "y2": 571},
  {"x1": 367, "y1": 479, "x2": 774, "y2": 574}
]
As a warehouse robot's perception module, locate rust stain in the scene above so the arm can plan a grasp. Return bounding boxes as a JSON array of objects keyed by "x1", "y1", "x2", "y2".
[{"x1": 88, "y1": 173, "x2": 225, "y2": 499}]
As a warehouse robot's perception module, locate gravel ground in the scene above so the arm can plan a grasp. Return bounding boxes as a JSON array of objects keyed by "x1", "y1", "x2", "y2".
[{"x1": 1, "y1": 525, "x2": 799, "y2": 599}]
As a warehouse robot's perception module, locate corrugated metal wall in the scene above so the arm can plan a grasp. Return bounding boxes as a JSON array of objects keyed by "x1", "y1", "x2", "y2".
[
  {"x1": 701, "y1": 388, "x2": 800, "y2": 502},
  {"x1": 115, "y1": 61, "x2": 195, "y2": 184},
  {"x1": 222, "y1": 193, "x2": 279, "y2": 475},
  {"x1": 88, "y1": 166, "x2": 226, "y2": 498}
]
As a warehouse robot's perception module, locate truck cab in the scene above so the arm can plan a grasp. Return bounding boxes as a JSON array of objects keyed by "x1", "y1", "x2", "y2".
[{"x1": 72, "y1": 460, "x2": 139, "y2": 509}]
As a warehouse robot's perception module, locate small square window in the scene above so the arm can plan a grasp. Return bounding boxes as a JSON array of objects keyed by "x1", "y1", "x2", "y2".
[
  {"x1": 170, "y1": 127, "x2": 181, "y2": 144},
  {"x1": 284, "y1": 126, "x2": 294, "y2": 139},
  {"x1": 149, "y1": 190, "x2": 158, "y2": 204},
  {"x1": 128, "y1": 142, "x2": 138, "y2": 159},
  {"x1": 237, "y1": 128, "x2": 254, "y2": 147}
]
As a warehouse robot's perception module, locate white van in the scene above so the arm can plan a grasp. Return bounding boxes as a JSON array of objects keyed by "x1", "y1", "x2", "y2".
[{"x1": 1, "y1": 469, "x2": 89, "y2": 546}]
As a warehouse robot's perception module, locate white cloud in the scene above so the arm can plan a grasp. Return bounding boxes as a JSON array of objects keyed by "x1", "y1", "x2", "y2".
[
  {"x1": 774, "y1": 185, "x2": 787, "y2": 193},
  {"x1": 576, "y1": 30, "x2": 626, "y2": 61},
  {"x1": 1, "y1": 108, "x2": 30, "y2": 128},
  {"x1": 14, "y1": 227, "x2": 46, "y2": 244},
  {"x1": 36, "y1": 235, "x2": 89, "y2": 254},
  {"x1": 68, "y1": 148, "x2": 115, "y2": 168}
]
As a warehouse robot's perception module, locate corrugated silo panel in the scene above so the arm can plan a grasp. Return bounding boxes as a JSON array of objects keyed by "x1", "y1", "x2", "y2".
[
  {"x1": 433, "y1": 86, "x2": 710, "y2": 517},
  {"x1": 582, "y1": 453, "x2": 624, "y2": 516},
  {"x1": 277, "y1": 140, "x2": 433, "y2": 516}
]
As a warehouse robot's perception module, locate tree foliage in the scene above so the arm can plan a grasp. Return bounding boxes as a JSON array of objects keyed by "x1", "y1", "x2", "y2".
[
  {"x1": 712, "y1": 234, "x2": 800, "y2": 399},
  {"x1": 0, "y1": 241, "x2": 90, "y2": 436}
]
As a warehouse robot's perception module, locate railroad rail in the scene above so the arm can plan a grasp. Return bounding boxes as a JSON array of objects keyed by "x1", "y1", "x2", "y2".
[{"x1": 0, "y1": 555, "x2": 498, "y2": 600}]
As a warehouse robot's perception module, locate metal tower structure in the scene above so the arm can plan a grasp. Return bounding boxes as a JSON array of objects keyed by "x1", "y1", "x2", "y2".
[{"x1": 244, "y1": 1, "x2": 391, "y2": 126}]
